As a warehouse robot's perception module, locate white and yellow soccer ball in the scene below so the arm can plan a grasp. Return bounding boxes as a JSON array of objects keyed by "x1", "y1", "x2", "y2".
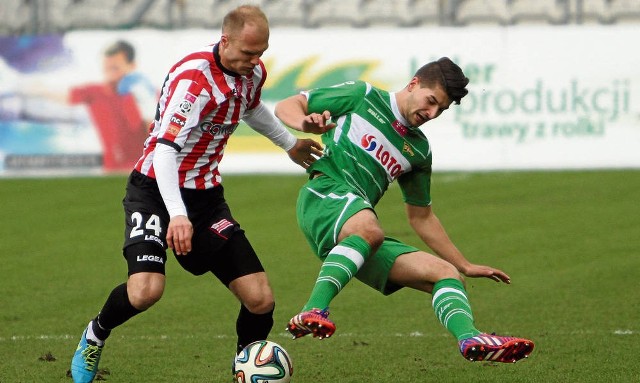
[{"x1": 234, "y1": 340, "x2": 293, "y2": 383}]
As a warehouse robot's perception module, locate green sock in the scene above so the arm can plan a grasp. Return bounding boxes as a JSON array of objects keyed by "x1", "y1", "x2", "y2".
[
  {"x1": 302, "y1": 235, "x2": 371, "y2": 311},
  {"x1": 431, "y1": 278, "x2": 481, "y2": 341}
]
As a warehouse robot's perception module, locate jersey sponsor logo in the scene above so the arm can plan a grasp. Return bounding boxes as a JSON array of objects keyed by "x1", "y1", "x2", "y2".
[
  {"x1": 361, "y1": 134, "x2": 377, "y2": 151},
  {"x1": 184, "y1": 92, "x2": 197, "y2": 103},
  {"x1": 136, "y1": 254, "x2": 165, "y2": 264},
  {"x1": 167, "y1": 113, "x2": 186, "y2": 136},
  {"x1": 360, "y1": 134, "x2": 404, "y2": 179},
  {"x1": 170, "y1": 114, "x2": 186, "y2": 127},
  {"x1": 199, "y1": 122, "x2": 239, "y2": 136}
]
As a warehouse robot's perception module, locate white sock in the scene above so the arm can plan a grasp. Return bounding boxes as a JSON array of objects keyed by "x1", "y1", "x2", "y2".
[{"x1": 86, "y1": 321, "x2": 105, "y2": 346}]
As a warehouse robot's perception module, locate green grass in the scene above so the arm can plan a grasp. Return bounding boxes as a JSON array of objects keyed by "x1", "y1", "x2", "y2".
[{"x1": 0, "y1": 170, "x2": 638, "y2": 382}]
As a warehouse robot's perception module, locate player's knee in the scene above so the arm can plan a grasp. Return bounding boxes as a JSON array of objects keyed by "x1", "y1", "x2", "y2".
[
  {"x1": 342, "y1": 211, "x2": 384, "y2": 249},
  {"x1": 127, "y1": 274, "x2": 165, "y2": 310},
  {"x1": 230, "y1": 270, "x2": 275, "y2": 314},
  {"x1": 363, "y1": 225, "x2": 385, "y2": 250},
  {"x1": 242, "y1": 293, "x2": 275, "y2": 315},
  {"x1": 128, "y1": 285, "x2": 163, "y2": 310},
  {"x1": 240, "y1": 283, "x2": 275, "y2": 314},
  {"x1": 372, "y1": 228, "x2": 385, "y2": 248},
  {"x1": 437, "y1": 262, "x2": 463, "y2": 281}
]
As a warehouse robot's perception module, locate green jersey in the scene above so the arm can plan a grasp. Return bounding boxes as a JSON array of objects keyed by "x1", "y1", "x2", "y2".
[{"x1": 305, "y1": 80, "x2": 433, "y2": 207}]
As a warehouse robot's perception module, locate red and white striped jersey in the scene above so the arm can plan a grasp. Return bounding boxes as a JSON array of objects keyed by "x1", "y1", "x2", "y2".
[{"x1": 134, "y1": 43, "x2": 266, "y2": 189}]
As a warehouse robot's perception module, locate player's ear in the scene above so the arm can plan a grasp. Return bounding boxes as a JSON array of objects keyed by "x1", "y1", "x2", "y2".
[
  {"x1": 220, "y1": 34, "x2": 229, "y2": 47},
  {"x1": 407, "y1": 77, "x2": 419, "y2": 91}
]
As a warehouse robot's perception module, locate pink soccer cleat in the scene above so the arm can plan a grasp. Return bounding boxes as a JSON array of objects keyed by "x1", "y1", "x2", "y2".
[
  {"x1": 286, "y1": 308, "x2": 336, "y2": 340},
  {"x1": 459, "y1": 333, "x2": 534, "y2": 363}
]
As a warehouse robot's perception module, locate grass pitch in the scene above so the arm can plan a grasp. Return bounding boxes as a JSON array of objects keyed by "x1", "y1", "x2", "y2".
[{"x1": 0, "y1": 170, "x2": 638, "y2": 382}]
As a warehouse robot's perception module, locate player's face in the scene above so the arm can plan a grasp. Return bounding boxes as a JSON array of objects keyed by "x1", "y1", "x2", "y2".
[
  {"x1": 404, "y1": 78, "x2": 451, "y2": 127},
  {"x1": 219, "y1": 23, "x2": 269, "y2": 76},
  {"x1": 103, "y1": 51, "x2": 134, "y2": 86}
]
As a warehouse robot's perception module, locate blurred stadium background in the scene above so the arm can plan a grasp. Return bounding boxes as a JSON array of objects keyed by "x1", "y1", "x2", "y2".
[
  {"x1": 2, "y1": 0, "x2": 640, "y2": 33},
  {"x1": 0, "y1": 0, "x2": 638, "y2": 176}
]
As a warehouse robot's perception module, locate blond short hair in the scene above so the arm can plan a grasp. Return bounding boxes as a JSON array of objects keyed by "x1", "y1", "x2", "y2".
[{"x1": 222, "y1": 5, "x2": 269, "y2": 35}]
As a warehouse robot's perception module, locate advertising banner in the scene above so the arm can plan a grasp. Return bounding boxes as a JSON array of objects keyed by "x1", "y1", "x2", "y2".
[{"x1": 0, "y1": 26, "x2": 637, "y2": 176}]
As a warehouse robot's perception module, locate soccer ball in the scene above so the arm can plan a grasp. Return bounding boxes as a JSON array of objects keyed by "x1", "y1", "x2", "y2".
[{"x1": 234, "y1": 340, "x2": 293, "y2": 383}]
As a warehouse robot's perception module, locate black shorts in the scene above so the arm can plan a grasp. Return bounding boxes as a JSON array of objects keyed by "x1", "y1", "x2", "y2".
[{"x1": 122, "y1": 170, "x2": 264, "y2": 285}]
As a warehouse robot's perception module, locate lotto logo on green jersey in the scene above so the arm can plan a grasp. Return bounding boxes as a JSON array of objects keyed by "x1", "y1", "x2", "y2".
[{"x1": 360, "y1": 134, "x2": 404, "y2": 179}]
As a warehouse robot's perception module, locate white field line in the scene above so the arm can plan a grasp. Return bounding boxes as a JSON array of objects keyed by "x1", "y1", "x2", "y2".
[{"x1": 0, "y1": 329, "x2": 636, "y2": 343}]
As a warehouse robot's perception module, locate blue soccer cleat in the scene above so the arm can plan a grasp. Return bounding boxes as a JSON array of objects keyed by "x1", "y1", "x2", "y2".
[{"x1": 70, "y1": 326, "x2": 104, "y2": 383}]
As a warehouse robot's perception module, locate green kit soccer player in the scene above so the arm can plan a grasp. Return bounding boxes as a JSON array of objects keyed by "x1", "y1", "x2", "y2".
[{"x1": 274, "y1": 57, "x2": 535, "y2": 363}]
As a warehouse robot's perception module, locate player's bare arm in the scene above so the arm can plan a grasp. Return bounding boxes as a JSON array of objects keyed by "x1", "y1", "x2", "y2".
[
  {"x1": 275, "y1": 94, "x2": 336, "y2": 134},
  {"x1": 405, "y1": 203, "x2": 511, "y2": 283}
]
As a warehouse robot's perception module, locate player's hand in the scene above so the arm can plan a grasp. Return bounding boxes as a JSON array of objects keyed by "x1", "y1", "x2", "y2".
[
  {"x1": 287, "y1": 138, "x2": 324, "y2": 168},
  {"x1": 166, "y1": 215, "x2": 193, "y2": 256},
  {"x1": 301, "y1": 111, "x2": 336, "y2": 134},
  {"x1": 463, "y1": 264, "x2": 511, "y2": 284}
]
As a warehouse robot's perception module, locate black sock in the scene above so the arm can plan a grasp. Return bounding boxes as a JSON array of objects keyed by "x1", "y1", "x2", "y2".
[
  {"x1": 92, "y1": 283, "x2": 143, "y2": 341},
  {"x1": 236, "y1": 304, "x2": 274, "y2": 354}
]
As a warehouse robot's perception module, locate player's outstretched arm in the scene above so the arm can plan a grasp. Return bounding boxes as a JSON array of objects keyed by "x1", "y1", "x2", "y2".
[
  {"x1": 405, "y1": 203, "x2": 511, "y2": 284},
  {"x1": 243, "y1": 101, "x2": 324, "y2": 169}
]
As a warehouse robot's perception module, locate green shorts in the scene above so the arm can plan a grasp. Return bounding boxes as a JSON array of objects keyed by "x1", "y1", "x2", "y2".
[{"x1": 296, "y1": 176, "x2": 419, "y2": 295}]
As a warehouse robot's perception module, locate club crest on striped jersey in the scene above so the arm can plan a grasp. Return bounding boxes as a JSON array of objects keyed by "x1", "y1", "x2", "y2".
[{"x1": 209, "y1": 218, "x2": 235, "y2": 239}]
